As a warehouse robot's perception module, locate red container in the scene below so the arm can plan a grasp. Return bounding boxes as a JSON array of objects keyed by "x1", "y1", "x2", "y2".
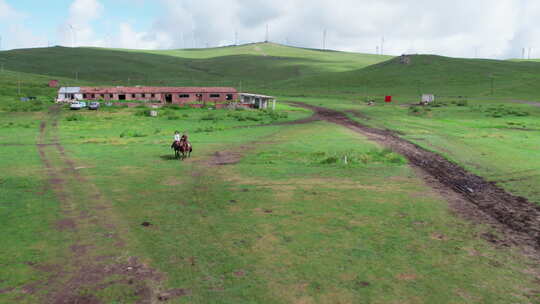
[{"x1": 385, "y1": 96, "x2": 392, "y2": 103}]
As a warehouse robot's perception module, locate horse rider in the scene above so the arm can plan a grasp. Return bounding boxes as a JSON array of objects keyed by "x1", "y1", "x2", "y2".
[
  {"x1": 180, "y1": 132, "x2": 190, "y2": 149},
  {"x1": 171, "y1": 131, "x2": 181, "y2": 149}
]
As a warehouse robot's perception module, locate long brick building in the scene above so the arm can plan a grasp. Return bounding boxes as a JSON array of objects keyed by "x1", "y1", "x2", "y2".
[{"x1": 57, "y1": 86, "x2": 238, "y2": 104}]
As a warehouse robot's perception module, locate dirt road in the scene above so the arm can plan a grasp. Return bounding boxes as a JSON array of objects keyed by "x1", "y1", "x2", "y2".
[{"x1": 293, "y1": 102, "x2": 540, "y2": 254}]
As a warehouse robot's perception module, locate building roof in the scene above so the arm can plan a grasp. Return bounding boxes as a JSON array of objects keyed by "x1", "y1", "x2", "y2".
[
  {"x1": 240, "y1": 93, "x2": 276, "y2": 99},
  {"x1": 79, "y1": 87, "x2": 238, "y2": 94},
  {"x1": 59, "y1": 87, "x2": 81, "y2": 93}
]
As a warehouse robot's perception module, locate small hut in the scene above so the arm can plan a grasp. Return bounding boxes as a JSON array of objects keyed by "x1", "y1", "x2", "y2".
[{"x1": 48, "y1": 80, "x2": 59, "y2": 88}]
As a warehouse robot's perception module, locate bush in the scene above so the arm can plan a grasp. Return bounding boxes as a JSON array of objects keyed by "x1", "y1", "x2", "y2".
[
  {"x1": 245, "y1": 115, "x2": 262, "y2": 122},
  {"x1": 194, "y1": 126, "x2": 224, "y2": 133},
  {"x1": 65, "y1": 114, "x2": 85, "y2": 121},
  {"x1": 134, "y1": 109, "x2": 153, "y2": 117},
  {"x1": 120, "y1": 130, "x2": 148, "y2": 138},
  {"x1": 320, "y1": 156, "x2": 339, "y2": 164},
  {"x1": 167, "y1": 114, "x2": 180, "y2": 120},
  {"x1": 4, "y1": 99, "x2": 48, "y2": 112},
  {"x1": 456, "y1": 99, "x2": 468, "y2": 107},
  {"x1": 200, "y1": 113, "x2": 219, "y2": 121},
  {"x1": 317, "y1": 149, "x2": 406, "y2": 166}
]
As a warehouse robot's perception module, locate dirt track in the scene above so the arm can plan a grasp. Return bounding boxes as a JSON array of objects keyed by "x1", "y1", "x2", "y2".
[
  {"x1": 293, "y1": 102, "x2": 540, "y2": 253},
  {"x1": 34, "y1": 105, "x2": 167, "y2": 303}
]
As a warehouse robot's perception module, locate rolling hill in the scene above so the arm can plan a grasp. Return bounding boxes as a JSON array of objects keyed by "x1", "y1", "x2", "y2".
[{"x1": 0, "y1": 42, "x2": 540, "y2": 101}]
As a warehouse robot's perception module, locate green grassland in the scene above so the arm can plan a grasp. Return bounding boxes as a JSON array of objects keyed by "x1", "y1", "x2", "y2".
[
  {"x1": 0, "y1": 43, "x2": 390, "y2": 91},
  {"x1": 1, "y1": 43, "x2": 540, "y2": 303},
  {"x1": 1, "y1": 106, "x2": 539, "y2": 303}
]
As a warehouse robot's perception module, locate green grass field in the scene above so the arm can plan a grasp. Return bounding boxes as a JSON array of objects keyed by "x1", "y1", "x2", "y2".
[
  {"x1": 1, "y1": 106, "x2": 539, "y2": 303},
  {"x1": 1, "y1": 43, "x2": 540, "y2": 303}
]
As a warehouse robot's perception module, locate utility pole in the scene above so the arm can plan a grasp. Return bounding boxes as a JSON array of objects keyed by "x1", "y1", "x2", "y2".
[
  {"x1": 381, "y1": 37, "x2": 385, "y2": 55},
  {"x1": 522, "y1": 48, "x2": 526, "y2": 59},
  {"x1": 376, "y1": 46, "x2": 379, "y2": 55}
]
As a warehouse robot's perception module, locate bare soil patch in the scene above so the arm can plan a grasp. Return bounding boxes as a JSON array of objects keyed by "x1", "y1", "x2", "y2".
[
  {"x1": 55, "y1": 218, "x2": 76, "y2": 231},
  {"x1": 293, "y1": 102, "x2": 540, "y2": 253},
  {"x1": 210, "y1": 150, "x2": 246, "y2": 166}
]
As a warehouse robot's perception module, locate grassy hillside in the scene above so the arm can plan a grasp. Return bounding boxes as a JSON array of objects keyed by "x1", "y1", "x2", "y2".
[
  {"x1": 0, "y1": 43, "x2": 390, "y2": 93},
  {"x1": 279, "y1": 55, "x2": 540, "y2": 98},
  {"x1": 1, "y1": 44, "x2": 540, "y2": 101}
]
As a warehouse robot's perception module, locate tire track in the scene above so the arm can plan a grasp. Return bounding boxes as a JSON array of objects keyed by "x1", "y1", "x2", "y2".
[
  {"x1": 292, "y1": 102, "x2": 540, "y2": 254},
  {"x1": 33, "y1": 105, "x2": 165, "y2": 304}
]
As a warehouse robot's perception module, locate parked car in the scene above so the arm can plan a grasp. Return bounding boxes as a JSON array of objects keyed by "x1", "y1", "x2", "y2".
[
  {"x1": 88, "y1": 102, "x2": 100, "y2": 110},
  {"x1": 70, "y1": 102, "x2": 82, "y2": 110},
  {"x1": 79, "y1": 101, "x2": 87, "y2": 108}
]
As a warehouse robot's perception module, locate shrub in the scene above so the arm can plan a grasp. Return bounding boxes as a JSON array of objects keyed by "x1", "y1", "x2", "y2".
[
  {"x1": 456, "y1": 99, "x2": 468, "y2": 107},
  {"x1": 134, "y1": 109, "x2": 153, "y2": 117},
  {"x1": 320, "y1": 156, "x2": 339, "y2": 164},
  {"x1": 194, "y1": 126, "x2": 224, "y2": 133},
  {"x1": 65, "y1": 114, "x2": 85, "y2": 121},
  {"x1": 120, "y1": 130, "x2": 148, "y2": 138},
  {"x1": 4, "y1": 99, "x2": 48, "y2": 112},
  {"x1": 200, "y1": 113, "x2": 219, "y2": 121},
  {"x1": 245, "y1": 115, "x2": 262, "y2": 122}
]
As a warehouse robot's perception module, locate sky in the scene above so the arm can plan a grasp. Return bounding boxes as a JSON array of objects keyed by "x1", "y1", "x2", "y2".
[{"x1": 0, "y1": 0, "x2": 539, "y2": 59}]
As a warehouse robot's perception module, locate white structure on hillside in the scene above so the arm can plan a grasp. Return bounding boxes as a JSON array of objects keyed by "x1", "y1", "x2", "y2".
[
  {"x1": 421, "y1": 94, "x2": 435, "y2": 104},
  {"x1": 57, "y1": 87, "x2": 83, "y2": 102},
  {"x1": 240, "y1": 93, "x2": 276, "y2": 110}
]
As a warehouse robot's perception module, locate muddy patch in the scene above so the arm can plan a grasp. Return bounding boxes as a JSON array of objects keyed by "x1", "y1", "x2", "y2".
[
  {"x1": 55, "y1": 218, "x2": 76, "y2": 231},
  {"x1": 157, "y1": 288, "x2": 190, "y2": 301},
  {"x1": 209, "y1": 150, "x2": 246, "y2": 166}
]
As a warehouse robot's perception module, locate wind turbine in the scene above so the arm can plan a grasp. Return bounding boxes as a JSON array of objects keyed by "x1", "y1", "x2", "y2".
[{"x1": 68, "y1": 24, "x2": 78, "y2": 48}]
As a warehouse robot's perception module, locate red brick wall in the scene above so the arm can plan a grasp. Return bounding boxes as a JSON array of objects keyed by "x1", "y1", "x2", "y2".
[{"x1": 82, "y1": 91, "x2": 237, "y2": 104}]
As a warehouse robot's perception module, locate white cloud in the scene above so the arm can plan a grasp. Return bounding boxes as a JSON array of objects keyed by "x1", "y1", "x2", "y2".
[
  {"x1": 0, "y1": 0, "x2": 46, "y2": 49},
  {"x1": 116, "y1": 23, "x2": 173, "y2": 49},
  {"x1": 0, "y1": 0, "x2": 21, "y2": 20},
  {"x1": 58, "y1": 0, "x2": 105, "y2": 47},
  {"x1": 3, "y1": 0, "x2": 540, "y2": 58}
]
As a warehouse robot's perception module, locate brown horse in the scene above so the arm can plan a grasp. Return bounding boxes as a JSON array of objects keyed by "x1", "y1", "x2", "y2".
[{"x1": 172, "y1": 141, "x2": 192, "y2": 160}]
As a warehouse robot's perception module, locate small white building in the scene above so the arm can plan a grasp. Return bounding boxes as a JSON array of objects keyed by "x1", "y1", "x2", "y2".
[
  {"x1": 57, "y1": 87, "x2": 83, "y2": 102},
  {"x1": 421, "y1": 94, "x2": 435, "y2": 104},
  {"x1": 239, "y1": 93, "x2": 276, "y2": 110}
]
